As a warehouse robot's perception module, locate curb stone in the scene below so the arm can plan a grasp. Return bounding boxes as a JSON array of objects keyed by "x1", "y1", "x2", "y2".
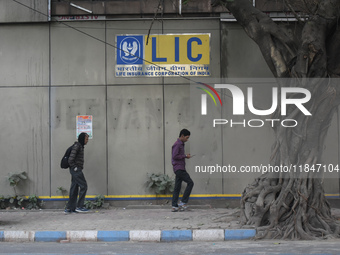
[
  {"x1": 35, "y1": 231, "x2": 66, "y2": 242},
  {"x1": 4, "y1": 231, "x2": 35, "y2": 242},
  {"x1": 225, "y1": 229, "x2": 256, "y2": 240},
  {"x1": 67, "y1": 231, "x2": 97, "y2": 242},
  {"x1": 161, "y1": 230, "x2": 192, "y2": 242},
  {"x1": 193, "y1": 229, "x2": 224, "y2": 241},
  {"x1": 130, "y1": 230, "x2": 161, "y2": 242},
  {"x1": 97, "y1": 231, "x2": 130, "y2": 242},
  {"x1": 0, "y1": 229, "x2": 255, "y2": 242}
]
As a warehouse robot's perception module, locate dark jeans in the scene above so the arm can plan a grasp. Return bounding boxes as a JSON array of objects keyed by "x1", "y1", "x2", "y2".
[
  {"x1": 172, "y1": 170, "x2": 194, "y2": 207},
  {"x1": 66, "y1": 167, "x2": 88, "y2": 210}
]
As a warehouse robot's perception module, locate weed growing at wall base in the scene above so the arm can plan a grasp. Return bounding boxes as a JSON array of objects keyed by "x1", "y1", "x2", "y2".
[
  {"x1": 84, "y1": 195, "x2": 105, "y2": 209},
  {"x1": 146, "y1": 173, "x2": 175, "y2": 195}
]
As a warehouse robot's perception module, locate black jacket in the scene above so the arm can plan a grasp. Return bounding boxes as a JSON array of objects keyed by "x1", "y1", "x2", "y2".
[{"x1": 68, "y1": 141, "x2": 85, "y2": 169}]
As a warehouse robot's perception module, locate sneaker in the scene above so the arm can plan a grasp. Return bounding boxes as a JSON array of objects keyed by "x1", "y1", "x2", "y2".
[
  {"x1": 65, "y1": 209, "x2": 78, "y2": 214},
  {"x1": 171, "y1": 207, "x2": 179, "y2": 212},
  {"x1": 64, "y1": 209, "x2": 72, "y2": 214},
  {"x1": 178, "y1": 201, "x2": 188, "y2": 210},
  {"x1": 75, "y1": 207, "x2": 89, "y2": 213}
]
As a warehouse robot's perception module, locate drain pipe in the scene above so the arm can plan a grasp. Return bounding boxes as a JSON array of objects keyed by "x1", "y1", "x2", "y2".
[
  {"x1": 179, "y1": 0, "x2": 182, "y2": 15},
  {"x1": 48, "y1": 0, "x2": 51, "y2": 21}
]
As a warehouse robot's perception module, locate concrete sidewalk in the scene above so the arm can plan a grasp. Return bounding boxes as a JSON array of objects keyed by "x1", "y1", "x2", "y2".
[
  {"x1": 1, "y1": 206, "x2": 339, "y2": 243},
  {"x1": 0, "y1": 205, "x2": 258, "y2": 242}
]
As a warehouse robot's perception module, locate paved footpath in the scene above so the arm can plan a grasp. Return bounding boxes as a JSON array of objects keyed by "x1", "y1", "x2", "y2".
[
  {"x1": 0, "y1": 206, "x2": 339, "y2": 243},
  {"x1": 0, "y1": 206, "x2": 257, "y2": 242}
]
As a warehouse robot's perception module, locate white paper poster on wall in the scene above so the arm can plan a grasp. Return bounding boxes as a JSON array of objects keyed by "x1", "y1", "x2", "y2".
[{"x1": 76, "y1": 115, "x2": 93, "y2": 139}]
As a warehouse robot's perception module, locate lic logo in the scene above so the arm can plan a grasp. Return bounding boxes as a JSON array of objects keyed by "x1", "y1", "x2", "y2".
[{"x1": 117, "y1": 35, "x2": 144, "y2": 65}]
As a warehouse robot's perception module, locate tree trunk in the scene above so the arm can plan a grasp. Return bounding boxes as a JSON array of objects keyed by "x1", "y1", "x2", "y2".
[
  {"x1": 220, "y1": 0, "x2": 340, "y2": 239},
  {"x1": 240, "y1": 78, "x2": 340, "y2": 239}
]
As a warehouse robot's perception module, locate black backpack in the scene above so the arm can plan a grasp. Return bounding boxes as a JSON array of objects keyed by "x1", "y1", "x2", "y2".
[{"x1": 60, "y1": 144, "x2": 74, "y2": 169}]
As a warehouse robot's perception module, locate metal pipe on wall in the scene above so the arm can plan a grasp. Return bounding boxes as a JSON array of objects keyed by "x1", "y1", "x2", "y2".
[
  {"x1": 48, "y1": 0, "x2": 51, "y2": 21},
  {"x1": 179, "y1": 0, "x2": 182, "y2": 15}
]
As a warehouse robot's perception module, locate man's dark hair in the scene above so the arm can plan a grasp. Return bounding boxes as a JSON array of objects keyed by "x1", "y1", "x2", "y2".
[
  {"x1": 78, "y1": 132, "x2": 88, "y2": 147},
  {"x1": 179, "y1": 129, "x2": 190, "y2": 137}
]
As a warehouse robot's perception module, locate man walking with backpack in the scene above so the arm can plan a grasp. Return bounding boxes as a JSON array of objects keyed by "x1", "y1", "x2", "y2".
[
  {"x1": 171, "y1": 129, "x2": 194, "y2": 212},
  {"x1": 64, "y1": 132, "x2": 90, "y2": 214}
]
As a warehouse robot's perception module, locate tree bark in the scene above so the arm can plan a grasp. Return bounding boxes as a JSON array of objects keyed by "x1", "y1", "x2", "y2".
[{"x1": 221, "y1": 0, "x2": 340, "y2": 239}]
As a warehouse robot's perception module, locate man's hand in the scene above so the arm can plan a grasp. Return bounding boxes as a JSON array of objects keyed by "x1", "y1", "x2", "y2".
[{"x1": 186, "y1": 154, "x2": 191, "y2": 159}]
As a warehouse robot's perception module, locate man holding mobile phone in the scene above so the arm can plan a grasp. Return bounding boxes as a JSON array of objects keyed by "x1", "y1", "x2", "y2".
[{"x1": 171, "y1": 129, "x2": 194, "y2": 212}]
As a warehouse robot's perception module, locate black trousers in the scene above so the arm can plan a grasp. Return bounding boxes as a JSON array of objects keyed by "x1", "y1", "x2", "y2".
[
  {"x1": 67, "y1": 167, "x2": 88, "y2": 210},
  {"x1": 172, "y1": 170, "x2": 194, "y2": 207}
]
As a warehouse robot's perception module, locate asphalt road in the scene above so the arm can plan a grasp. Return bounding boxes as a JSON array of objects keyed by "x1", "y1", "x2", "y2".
[{"x1": 1, "y1": 240, "x2": 340, "y2": 254}]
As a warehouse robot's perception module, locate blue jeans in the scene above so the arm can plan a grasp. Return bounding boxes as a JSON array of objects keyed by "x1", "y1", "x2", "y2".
[{"x1": 172, "y1": 170, "x2": 194, "y2": 207}]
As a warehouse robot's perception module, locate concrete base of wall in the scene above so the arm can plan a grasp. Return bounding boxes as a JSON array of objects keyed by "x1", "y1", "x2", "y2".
[
  {"x1": 327, "y1": 198, "x2": 340, "y2": 209},
  {"x1": 41, "y1": 198, "x2": 240, "y2": 209},
  {"x1": 39, "y1": 198, "x2": 340, "y2": 209}
]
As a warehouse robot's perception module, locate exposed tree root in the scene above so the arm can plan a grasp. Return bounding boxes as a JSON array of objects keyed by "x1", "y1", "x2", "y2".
[{"x1": 241, "y1": 175, "x2": 340, "y2": 240}]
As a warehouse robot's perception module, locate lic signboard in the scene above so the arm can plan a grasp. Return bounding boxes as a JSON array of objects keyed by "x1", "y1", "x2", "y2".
[
  {"x1": 115, "y1": 34, "x2": 210, "y2": 77},
  {"x1": 116, "y1": 35, "x2": 144, "y2": 65}
]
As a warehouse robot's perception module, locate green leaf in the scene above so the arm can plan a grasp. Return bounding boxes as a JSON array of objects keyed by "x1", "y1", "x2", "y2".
[{"x1": 146, "y1": 173, "x2": 175, "y2": 194}]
